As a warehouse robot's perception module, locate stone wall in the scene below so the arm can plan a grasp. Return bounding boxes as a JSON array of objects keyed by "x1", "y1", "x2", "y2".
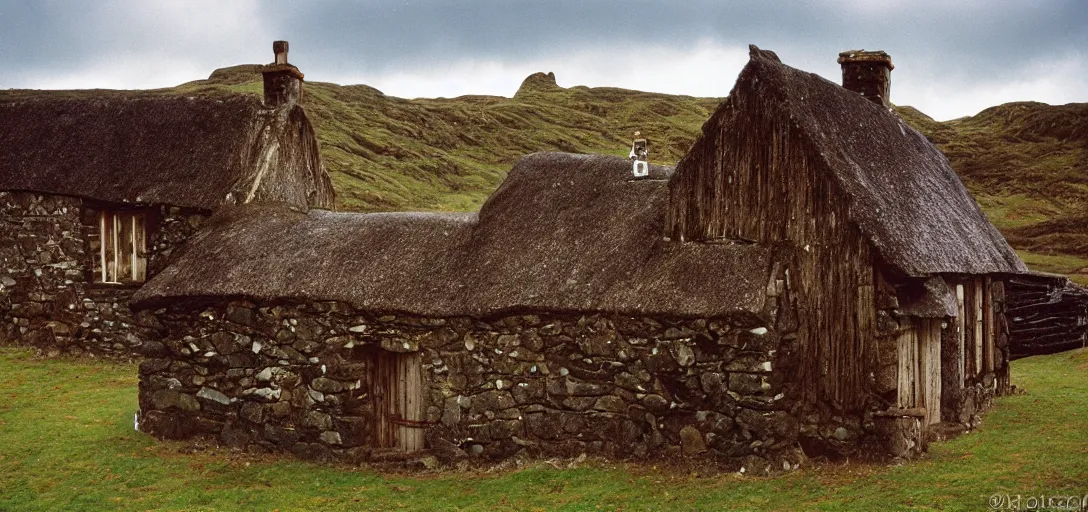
[
  {"x1": 0, "y1": 191, "x2": 206, "y2": 357},
  {"x1": 137, "y1": 290, "x2": 928, "y2": 472}
]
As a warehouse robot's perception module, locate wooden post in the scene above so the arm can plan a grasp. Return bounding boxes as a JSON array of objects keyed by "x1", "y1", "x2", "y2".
[
  {"x1": 98, "y1": 212, "x2": 107, "y2": 283},
  {"x1": 992, "y1": 280, "x2": 1012, "y2": 394},
  {"x1": 975, "y1": 278, "x2": 984, "y2": 375},
  {"x1": 956, "y1": 283, "x2": 966, "y2": 383},
  {"x1": 897, "y1": 326, "x2": 917, "y2": 408},
  {"x1": 983, "y1": 277, "x2": 995, "y2": 374},
  {"x1": 133, "y1": 214, "x2": 147, "y2": 282},
  {"x1": 112, "y1": 214, "x2": 120, "y2": 282}
]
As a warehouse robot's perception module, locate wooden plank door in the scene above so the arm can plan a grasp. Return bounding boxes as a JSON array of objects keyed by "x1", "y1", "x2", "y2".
[
  {"x1": 897, "y1": 328, "x2": 918, "y2": 409},
  {"x1": 898, "y1": 319, "x2": 942, "y2": 427},
  {"x1": 956, "y1": 283, "x2": 966, "y2": 386},
  {"x1": 371, "y1": 351, "x2": 424, "y2": 452},
  {"x1": 920, "y1": 319, "x2": 942, "y2": 427},
  {"x1": 397, "y1": 352, "x2": 424, "y2": 452}
]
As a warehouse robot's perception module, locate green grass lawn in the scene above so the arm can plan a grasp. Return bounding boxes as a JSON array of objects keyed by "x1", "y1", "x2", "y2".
[{"x1": 1, "y1": 347, "x2": 1086, "y2": 511}]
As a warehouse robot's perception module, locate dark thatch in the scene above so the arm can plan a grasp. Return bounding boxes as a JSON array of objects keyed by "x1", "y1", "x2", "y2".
[
  {"x1": 897, "y1": 276, "x2": 958, "y2": 318},
  {"x1": 134, "y1": 153, "x2": 773, "y2": 319},
  {"x1": 0, "y1": 94, "x2": 334, "y2": 211},
  {"x1": 670, "y1": 45, "x2": 1026, "y2": 277}
]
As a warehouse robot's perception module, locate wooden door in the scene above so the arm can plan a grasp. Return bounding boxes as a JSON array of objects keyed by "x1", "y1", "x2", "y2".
[
  {"x1": 919, "y1": 319, "x2": 942, "y2": 426},
  {"x1": 898, "y1": 319, "x2": 942, "y2": 427},
  {"x1": 371, "y1": 351, "x2": 424, "y2": 452}
]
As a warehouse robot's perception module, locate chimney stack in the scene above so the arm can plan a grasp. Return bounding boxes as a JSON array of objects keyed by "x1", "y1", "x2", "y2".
[
  {"x1": 837, "y1": 50, "x2": 893, "y2": 107},
  {"x1": 273, "y1": 40, "x2": 289, "y2": 65},
  {"x1": 262, "y1": 40, "x2": 304, "y2": 107}
]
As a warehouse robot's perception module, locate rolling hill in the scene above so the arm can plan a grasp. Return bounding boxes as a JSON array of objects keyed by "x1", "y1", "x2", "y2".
[{"x1": 3, "y1": 66, "x2": 1087, "y2": 280}]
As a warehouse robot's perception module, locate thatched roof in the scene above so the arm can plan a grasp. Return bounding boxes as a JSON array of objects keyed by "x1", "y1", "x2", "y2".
[
  {"x1": 134, "y1": 153, "x2": 773, "y2": 319},
  {"x1": 670, "y1": 46, "x2": 1026, "y2": 277},
  {"x1": 897, "y1": 277, "x2": 958, "y2": 318},
  {"x1": 0, "y1": 94, "x2": 334, "y2": 210}
]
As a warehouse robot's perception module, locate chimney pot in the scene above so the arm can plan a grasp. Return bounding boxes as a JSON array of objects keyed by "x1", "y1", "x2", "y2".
[
  {"x1": 262, "y1": 41, "x2": 304, "y2": 107},
  {"x1": 837, "y1": 50, "x2": 893, "y2": 107},
  {"x1": 273, "y1": 40, "x2": 289, "y2": 65}
]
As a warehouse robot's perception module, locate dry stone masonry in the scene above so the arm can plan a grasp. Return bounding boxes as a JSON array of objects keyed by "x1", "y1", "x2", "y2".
[
  {"x1": 138, "y1": 296, "x2": 840, "y2": 471},
  {"x1": 0, "y1": 191, "x2": 205, "y2": 356}
]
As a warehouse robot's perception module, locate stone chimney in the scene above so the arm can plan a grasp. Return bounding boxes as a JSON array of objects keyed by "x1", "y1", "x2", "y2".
[
  {"x1": 262, "y1": 40, "x2": 304, "y2": 107},
  {"x1": 837, "y1": 50, "x2": 893, "y2": 107}
]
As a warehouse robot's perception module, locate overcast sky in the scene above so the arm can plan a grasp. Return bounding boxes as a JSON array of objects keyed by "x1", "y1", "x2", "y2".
[{"x1": 2, "y1": 0, "x2": 1086, "y2": 121}]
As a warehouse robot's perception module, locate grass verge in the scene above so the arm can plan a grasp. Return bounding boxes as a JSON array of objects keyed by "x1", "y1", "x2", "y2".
[{"x1": 1, "y1": 347, "x2": 1085, "y2": 511}]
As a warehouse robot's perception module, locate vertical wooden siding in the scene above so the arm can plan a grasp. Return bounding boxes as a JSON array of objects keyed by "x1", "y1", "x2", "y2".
[
  {"x1": 954, "y1": 277, "x2": 997, "y2": 384},
  {"x1": 665, "y1": 89, "x2": 874, "y2": 410}
]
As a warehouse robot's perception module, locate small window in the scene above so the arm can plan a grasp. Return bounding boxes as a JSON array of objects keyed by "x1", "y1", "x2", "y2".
[{"x1": 96, "y1": 211, "x2": 147, "y2": 284}]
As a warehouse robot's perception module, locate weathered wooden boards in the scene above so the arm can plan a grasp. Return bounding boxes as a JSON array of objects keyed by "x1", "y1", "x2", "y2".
[
  {"x1": 96, "y1": 210, "x2": 147, "y2": 284},
  {"x1": 372, "y1": 351, "x2": 424, "y2": 452},
  {"x1": 1006, "y1": 275, "x2": 1088, "y2": 358},
  {"x1": 898, "y1": 319, "x2": 941, "y2": 427}
]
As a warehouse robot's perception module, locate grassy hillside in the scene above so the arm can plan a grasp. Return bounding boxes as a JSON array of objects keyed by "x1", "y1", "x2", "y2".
[
  {"x1": 166, "y1": 66, "x2": 720, "y2": 212},
  {"x1": 897, "y1": 103, "x2": 1088, "y2": 282},
  {"x1": 2, "y1": 346, "x2": 1086, "y2": 510},
  {"x1": 4, "y1": 66, "x2": 1087, "y2": 279},
  {"x1": 175, "y1": 67, "x2": 1088, "y2": 280}
]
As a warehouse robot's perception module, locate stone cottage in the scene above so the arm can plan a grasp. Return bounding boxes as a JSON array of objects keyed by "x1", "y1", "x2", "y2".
[
  {"x1": 131, "y1": 46, "x2": 1026, "y2": 469},
  {"x1": 0, "y1": 41, "x2": 334, "y2": 356},
  {"x1": 666, "y1": 47, "x2": 1028, "y2": 447}
]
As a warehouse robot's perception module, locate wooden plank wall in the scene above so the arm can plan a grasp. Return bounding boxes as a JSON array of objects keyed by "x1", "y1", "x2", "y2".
[
  {"x1": 955, "y1": 277, "x2": 999, "y2": 384},
  {"x1": 664, "y1": 90, "x2": 875, "y2": 411},
  {"x1": 1005, "y1": 275, "x2": 1088, "y2": 358}
]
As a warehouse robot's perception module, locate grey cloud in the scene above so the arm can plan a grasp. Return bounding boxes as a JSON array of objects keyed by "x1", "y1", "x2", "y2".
[
  {"x1": 261, "y1": 1, "x2": 1088, "y2": 80},
  {"x1": 1, "y1": 0, "x2": 1086, "y2": 106}
]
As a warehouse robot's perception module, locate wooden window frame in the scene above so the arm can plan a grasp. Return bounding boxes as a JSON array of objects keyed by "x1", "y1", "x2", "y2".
[{"x1": 95, "y1": 210, "x2": 147, "y2": 285}]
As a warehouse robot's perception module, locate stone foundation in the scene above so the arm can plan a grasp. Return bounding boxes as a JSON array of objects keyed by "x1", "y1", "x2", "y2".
[
  {"x1": 131, "y1": 289, "x2": 973, "y2": 472},
  {"x1": 0, "y1": 191, "x2": 205, "y2": 357},
  {"x1": 137, "y1": 299, "x2": 827, "y2": 470}
]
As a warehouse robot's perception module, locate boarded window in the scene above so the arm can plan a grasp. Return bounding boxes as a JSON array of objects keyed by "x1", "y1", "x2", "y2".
[{"x1": 96, "y1": 211, "x2": 147, "y2": 284}]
